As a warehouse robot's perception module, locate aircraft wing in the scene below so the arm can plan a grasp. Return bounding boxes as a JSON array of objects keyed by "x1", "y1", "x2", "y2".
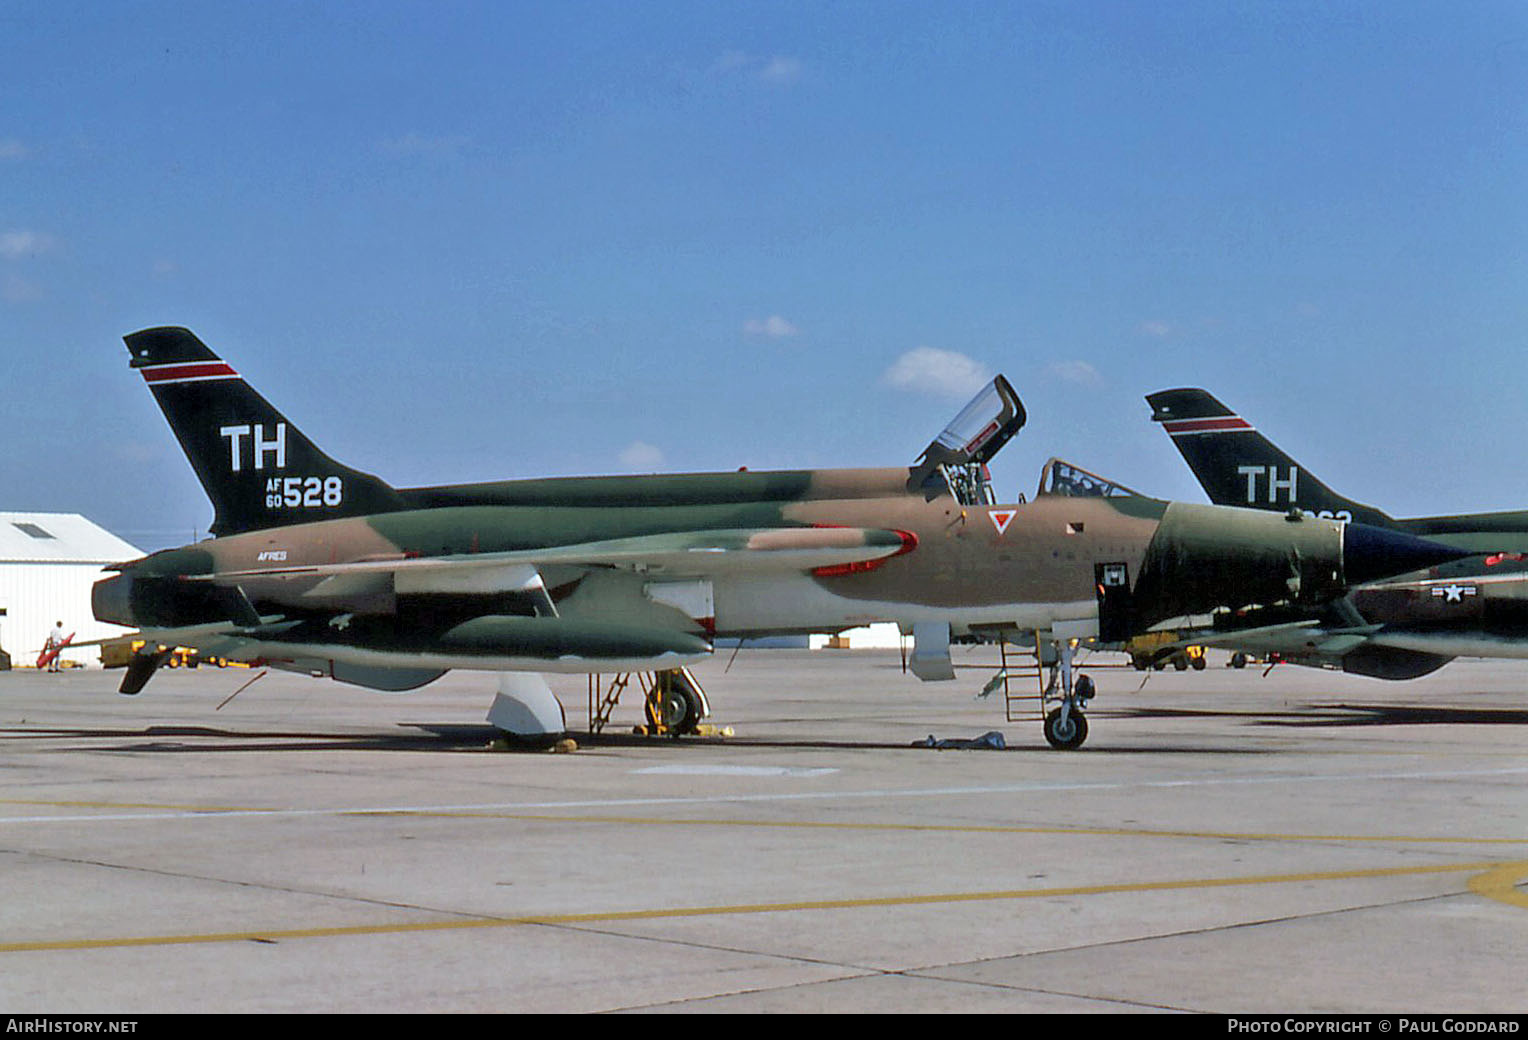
[
  {"x1": 192, "y1": 526, "x2": 917, "y2": 583},
  {"x1": 1174, "y1": 620, "x2": 1380, "y2": 658},
  {"x1": 1137, "y1": 619, "x2": 1382, "y2": 664},
  {"x1": 62, "y1": 616, "x2": 301, "y2": 696},
  {"x1": 1141, "y1": 618, "x2": 1455, "y2": 679}
]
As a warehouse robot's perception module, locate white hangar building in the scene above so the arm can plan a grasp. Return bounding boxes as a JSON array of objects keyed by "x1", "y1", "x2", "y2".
[{"x1": 0, "y1": 513, "x2": 142, "y2": 669}]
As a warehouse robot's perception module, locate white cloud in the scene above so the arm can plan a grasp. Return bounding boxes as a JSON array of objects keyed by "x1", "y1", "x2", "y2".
[
  {"x1": 0, "y1": 139, "x2": 31, "y2": 160},
  {"x1": 758, "y1": 56, "x2": 804, "y2": 85},
  {"x1": 1137, "y1": 320, "x2": 1172, "y2": 339},
  {"x1": 1048, "y1": 360, "x2": 1100, "y2": 385},
  {"x1": 619, "y1": 441, "x2": 665, "y2": 471},
  {"x1": 711, "y1": 52, "x2": 804, "y2": 85},
  {"x1": 743, "y1": 315, "x2": 799, "y2": 338},
  {"x1": 0, "y1": 230, "x2": 55, "y2": 260},
  {"x1": 882, "y1": 347, "x2": 992, "y2": 400}
]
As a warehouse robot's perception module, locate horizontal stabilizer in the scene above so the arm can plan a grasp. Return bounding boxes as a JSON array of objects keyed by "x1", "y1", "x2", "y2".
[
  {"x1": 62, "y1": 616, "x2": 292, "y2": 652},
  {"x1": 119, "y1": 648, "x2": 173, "y2": 695}
]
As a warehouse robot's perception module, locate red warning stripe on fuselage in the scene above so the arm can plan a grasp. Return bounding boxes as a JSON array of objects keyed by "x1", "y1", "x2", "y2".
[
  {"x1": 1160, "y1": 417, "x2": 1254, "y2": 436},
  {"x1": 139, "y1": 362, "x2": 240, "y2": 385},
  {"x1": 810, "y1": 529, "x2": 920, "y2": 578}
]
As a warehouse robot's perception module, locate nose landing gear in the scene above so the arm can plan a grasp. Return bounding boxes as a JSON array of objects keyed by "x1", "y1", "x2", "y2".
[
  {"x1": 1043, "y1": 668, "x2": 1094, "y2": 750},
  {"x1": 989, "y1": 636, "x2": 1097, "y2": 749}
]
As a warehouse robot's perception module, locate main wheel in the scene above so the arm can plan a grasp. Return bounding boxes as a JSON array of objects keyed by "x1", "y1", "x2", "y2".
[
  {"x1": 646, "y1": 672, "x2": 703, "y2": 736},
  {"x1": 658, "y1": 688, "x2": 695, "y2": 733},
  {"x1": 1043, "y1": 708, "x2": 1088, "y2": 750}
]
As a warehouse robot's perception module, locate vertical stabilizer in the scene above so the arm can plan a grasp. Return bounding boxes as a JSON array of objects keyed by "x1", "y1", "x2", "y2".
[
  {"x1": 1146, "y1": 388, "x2": 1393, "y2": 527},
  {"x1": 125, "y1": 327, "x2": 404, "y2": 535}
]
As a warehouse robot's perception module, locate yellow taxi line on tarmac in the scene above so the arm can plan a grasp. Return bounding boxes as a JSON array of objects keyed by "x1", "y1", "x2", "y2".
[
  {"x1": 385, "y1": 810, "x2": 1528, "y2": 846},
  {"x1": 3, "y1": 859, "x2": 1524, "y2": 954},
  {"x1": 6, "y1": 796, "x2": 1527, "y2": 846},
  {"x1": 0, "y1": 799, "x2": 276, "y2": 813},
  {"x1": 1467, "y1": 861, "x2": 1528, "y2": 910}
]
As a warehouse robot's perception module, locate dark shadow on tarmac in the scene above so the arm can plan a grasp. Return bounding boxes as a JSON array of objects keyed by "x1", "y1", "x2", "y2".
[
  {"x1": 3, "y1": 722, "x2": 977, "y2": 754},
  {"x1": 1113, "y1": 703, "x2": 1528, "y2": 728},
  {"x1": 0, "y1": 723, "x2": 502, "y2": 754},
  {"x1": 1267, "y1": 703, "x2": 1528, "y2": 728},
  {"x1": 1, "y1": 720, "x2": 1268, "y2": 755}
]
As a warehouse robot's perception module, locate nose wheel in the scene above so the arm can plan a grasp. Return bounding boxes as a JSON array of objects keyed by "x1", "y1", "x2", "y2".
[
  {"x1": 1044, "y1": 705, "x2": 1089, "y2": 749},
  {"x1": 991, "y1": 636, "x2": 1098, "y2": 749},
  {"x1": 1042, "y1": 644, "x2": 1094, "y2": 750}
]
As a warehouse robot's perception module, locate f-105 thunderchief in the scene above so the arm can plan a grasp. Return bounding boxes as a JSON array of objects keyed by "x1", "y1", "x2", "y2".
[
  {"x1": 91, "y1": 328, "x2": 1467, "y2": 748},
  {"x1": 1148, "y1": 386, "x2": 1528, "y2": 679}
]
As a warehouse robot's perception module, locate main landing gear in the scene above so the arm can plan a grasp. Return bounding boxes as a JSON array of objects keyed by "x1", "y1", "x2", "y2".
[
  {"x1": 643, "y1": 668, "x2": 707, "y2": 737},
  {"x1": 587, "y1": 666, "x2": 715, "y2": 738}
]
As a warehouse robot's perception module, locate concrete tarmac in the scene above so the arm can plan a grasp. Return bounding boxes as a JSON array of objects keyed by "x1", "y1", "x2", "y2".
[{"x1": 2, "y1": 648, "x2": 1526, "y2": 1013}]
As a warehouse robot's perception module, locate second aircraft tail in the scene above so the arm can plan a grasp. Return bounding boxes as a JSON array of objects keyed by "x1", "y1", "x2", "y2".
[{"x1": 1146, "y1": 387, "x2": 1393, "y2": 527}]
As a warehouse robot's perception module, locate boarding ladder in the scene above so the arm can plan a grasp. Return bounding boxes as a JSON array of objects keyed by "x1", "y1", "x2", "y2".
[
  {"x1": 987, "y1": 637, "x2": 1048, "y2": 724},
  {"x1": 586, "y1": 668, "x2": 708, "y2": 736},
  {"x1": 586, "y1": 672, "x2": 641, "y2": 734},
  {"x1": 986, "y1": 636, "x2": 1131, "y2": 723}
]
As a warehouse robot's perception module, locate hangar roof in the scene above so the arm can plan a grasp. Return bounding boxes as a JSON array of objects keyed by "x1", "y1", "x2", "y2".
[{"x1": 0, "y1": 513, "x2": 142, "y2": 565}]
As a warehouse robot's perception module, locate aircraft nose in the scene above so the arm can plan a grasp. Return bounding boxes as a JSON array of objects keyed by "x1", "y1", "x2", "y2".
[{"x1": 1342, "y1": 524, "x2": 1475, "y2": 586}]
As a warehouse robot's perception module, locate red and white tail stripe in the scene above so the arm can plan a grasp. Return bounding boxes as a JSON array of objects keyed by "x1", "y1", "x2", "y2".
[
  {"x1": 1159, "y1": 416, "x2": 1254, "y2": 436},
  {"x1": 138, "y1": 361, "x2": 240, "y2": 385}
]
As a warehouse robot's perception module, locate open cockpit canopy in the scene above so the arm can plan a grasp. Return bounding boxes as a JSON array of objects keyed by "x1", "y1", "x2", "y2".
[{"x1": 908, "y1": 375, "x2": 1026, "y2": 505}]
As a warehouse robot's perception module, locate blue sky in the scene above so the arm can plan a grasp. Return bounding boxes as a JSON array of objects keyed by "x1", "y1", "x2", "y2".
[{"x1": 4, "y1": 1, "x2": 1526, "y2": 550}]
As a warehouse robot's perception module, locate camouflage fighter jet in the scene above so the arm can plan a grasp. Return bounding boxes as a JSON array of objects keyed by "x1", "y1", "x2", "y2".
[
  {"x1": 1147, "y1": 387, "x2": 1528, "y2": 678},
  {"x1": 88, "y1": 329, "x2": 1467, "y2": 749}
]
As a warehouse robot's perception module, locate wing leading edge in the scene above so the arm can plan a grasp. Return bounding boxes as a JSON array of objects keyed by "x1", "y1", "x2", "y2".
[{"x1": 189, "y1": 526, "x2": 919, "y2": 583}]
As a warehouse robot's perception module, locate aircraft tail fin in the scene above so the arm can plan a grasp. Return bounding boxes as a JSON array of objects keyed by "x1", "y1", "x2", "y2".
[
  {"x1": 1145, "y1": 388, "x2": 1393, "y2": 527},
  {"x1": 125, "y1": 327, "x2": 405, "y2": 536}
]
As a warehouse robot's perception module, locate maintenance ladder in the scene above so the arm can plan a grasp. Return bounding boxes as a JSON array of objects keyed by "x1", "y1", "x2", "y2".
[
  {"x1": 991, "y1": 637, "x2": 1048, "y2": 724},
  {"x1": 586, "y1": 667, "x2": 707, "y2": 736},
  {"x1": 587, "y1": 671, "x2": 643, "y2": 734},
  {"x1": 989, "y1": 637, "x2": 1131, "y2": 723}
]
